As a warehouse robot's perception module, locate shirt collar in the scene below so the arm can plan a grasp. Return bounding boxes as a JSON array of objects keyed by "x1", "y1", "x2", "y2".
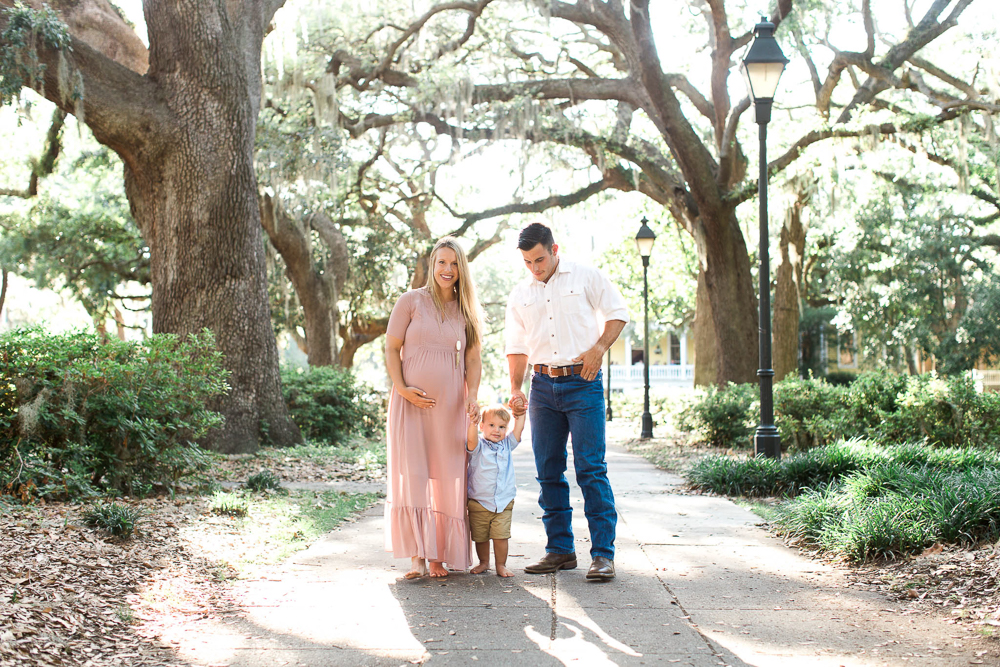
[{"x1": 531, "y1": 258, "x2": 573, "y2": 287}]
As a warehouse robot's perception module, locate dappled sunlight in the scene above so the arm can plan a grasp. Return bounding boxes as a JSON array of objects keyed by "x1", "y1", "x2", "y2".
[
  {"x1": 525, "y1": 622, "x2": 620, "y2": 666},
  {"x1": 519, "y1": 577, "x2": 643, "y2": 658}
]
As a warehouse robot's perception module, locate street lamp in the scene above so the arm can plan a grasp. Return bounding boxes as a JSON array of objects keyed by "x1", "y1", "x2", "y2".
[
  {"x1": 635, "y1": 217, "x2": 656, "y2": 440},
  {"x1": 741, "y1": 16, "x2": 788, "y2": 459}
]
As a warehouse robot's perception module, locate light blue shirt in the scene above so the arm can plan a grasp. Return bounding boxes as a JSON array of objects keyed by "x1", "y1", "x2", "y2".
[{"x1": 467, "y1": 433, "x2": 519, "y2": 513}]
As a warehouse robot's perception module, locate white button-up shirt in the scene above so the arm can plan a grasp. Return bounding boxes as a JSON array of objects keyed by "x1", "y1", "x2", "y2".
[{"x1": 505, "y1": 259, "x2": 629, "y2": 366}]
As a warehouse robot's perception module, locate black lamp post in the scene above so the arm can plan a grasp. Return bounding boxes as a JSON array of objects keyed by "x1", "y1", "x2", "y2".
[
  {"x1": 635, "y1": 217, "x2": 656, "y2": 440},
  {"x1": 741, "y1": 17, "x2": 788, "y2": 459}
]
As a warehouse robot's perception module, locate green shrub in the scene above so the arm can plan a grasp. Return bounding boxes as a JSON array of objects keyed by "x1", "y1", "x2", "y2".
[
  {"x1": 773, "y1": 376, "x2": 850, "y2": 450},
  {"x1": 844, "y1": 370, "x2": 908, "y2": 432},
  {"x1": 676, "y1": 383, "x2": 757, "y2": 448},
  {"x1": 82, "y1": 501, "x2": 144, "y2": 538},
  {"x1": 0, "y1": 328, "x2": 227, "y2": 500},
  {"x1": 882, "y1": 373, "x2": 1000, "y2": 447},
  {"x1": 765, "y1": 451, "x2": 1000, "y2": 562},
  {"x1": 281, "y1": 366, "x2": 384, "y2": 446},
  {"x1": 841, "y1": 462, "x2": 921, "y2": 500},
  {"x1": 673, "y1": 370, "x2": 1000, "y2": 452},
  {"x1": 922, "y1": 445, "x2": 1000, "y2": 471},
  {"x1": 771, "y1": 483, "x2": 844, "y2": 541},
  {"x1": 246, "y1": 469, "x2": 282, "y2": 492}
]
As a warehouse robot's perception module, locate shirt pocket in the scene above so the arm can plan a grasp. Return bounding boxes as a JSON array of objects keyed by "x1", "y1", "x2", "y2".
[
  {"x1": 517, "y1": 292, "x2": 542, "y2": 321},
  {"x1": 559, "y1": 283, "x2": 586, "y2": 314}
]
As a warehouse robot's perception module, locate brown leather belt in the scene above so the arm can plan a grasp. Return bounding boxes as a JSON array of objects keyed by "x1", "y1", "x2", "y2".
[{"x1": 533, "y1": 363, "x2": 583, "y2": 378}]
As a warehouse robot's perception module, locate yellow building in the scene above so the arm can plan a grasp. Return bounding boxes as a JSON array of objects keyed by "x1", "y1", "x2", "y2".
[{"x1": 604, "y1": 328, "x2": 695, "y2": 389}]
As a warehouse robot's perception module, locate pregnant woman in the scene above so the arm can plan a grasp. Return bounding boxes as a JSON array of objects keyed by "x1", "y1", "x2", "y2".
[{"x1": 383, "y1": 237, "x2": 483, "y2": 578}]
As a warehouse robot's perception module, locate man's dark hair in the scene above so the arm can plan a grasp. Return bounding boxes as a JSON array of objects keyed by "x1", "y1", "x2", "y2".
[{"x1": 517, "y1": 222, "x2": 555, "y2": 252}]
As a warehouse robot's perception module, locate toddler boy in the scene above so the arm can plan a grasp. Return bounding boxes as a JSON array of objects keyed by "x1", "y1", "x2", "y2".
[{"x1": 467, "y1": 403, "x2": 525, "y2": 577}]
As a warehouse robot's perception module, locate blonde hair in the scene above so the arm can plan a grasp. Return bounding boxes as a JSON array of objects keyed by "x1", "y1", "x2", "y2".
[
  {"x1": 425, "y1": 236, "x2": 483, "y2": 350},
  {"x1": 482, "y1": 404, "x2": 511, "y2": 424}
]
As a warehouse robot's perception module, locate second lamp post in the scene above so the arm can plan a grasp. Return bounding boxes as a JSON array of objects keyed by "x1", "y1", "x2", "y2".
[
  {"x1": 635, "y1": 218, "x2": 656, "y2": 440},
  {"x1": 741, "y1": 16, "x2": 788, "y2": 459}
]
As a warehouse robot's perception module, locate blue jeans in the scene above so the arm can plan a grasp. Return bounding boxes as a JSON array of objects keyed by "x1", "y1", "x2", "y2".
[{"x1": 529, "y1": 370, "x2": 616, "y2": 560}]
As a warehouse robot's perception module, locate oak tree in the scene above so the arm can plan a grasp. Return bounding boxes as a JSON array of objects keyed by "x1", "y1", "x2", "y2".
[{"x1": 0, "y1": 0, "x2": 300, "y2": 452}]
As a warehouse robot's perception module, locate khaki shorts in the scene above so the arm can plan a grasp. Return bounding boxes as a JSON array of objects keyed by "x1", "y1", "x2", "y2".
[{"x1": 468, "y1": 499, "x2": 514, "y2": 542}]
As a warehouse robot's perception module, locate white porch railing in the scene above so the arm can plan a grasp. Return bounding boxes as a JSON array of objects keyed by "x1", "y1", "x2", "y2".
[
  {"x1": 605, "y1": 363, "x2": 694, "y2": 390},
  {"x1": 974, "y1": 370, "x2": 1000, "y2": 392}
]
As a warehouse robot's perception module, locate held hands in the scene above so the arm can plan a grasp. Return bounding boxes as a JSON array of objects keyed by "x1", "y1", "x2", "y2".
[
  {"x1": 466, "y1": 398, "x2": 481, "y2": 420},
  {"x1": 508, "y1": 391, "x2": 527, "y2": 417},
  {"x1": 399, "y1": 386, "x2": 435, "y2": 409},
  {"x1": 573, "y1": 345, "x2": 604, "y2": 381}
]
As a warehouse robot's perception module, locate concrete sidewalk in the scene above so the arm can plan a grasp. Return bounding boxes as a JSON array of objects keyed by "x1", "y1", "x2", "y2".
[{"x1": 165, "y1": 424, "x2": 999, "y2": 666}]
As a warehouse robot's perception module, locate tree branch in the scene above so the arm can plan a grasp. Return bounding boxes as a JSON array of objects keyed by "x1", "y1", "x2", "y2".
[
  {"x1": 907, "y1": 55, "x2": 977, "y2": 97},
  {"x1": 0, "y1": 108, "x2": 65, "y2": 199},
  {"x1": 728, "y1": 108, "x2": 966, "y2": 206},
  {"x1": 835, "y1": 0, "x2": 975, "y2": 123},
  {"x1": 445, "y1": 178, "x2": 616, "y2": 236},
  {"x1": 372, "y1": 0, "x2": 494, "y2": 83}
]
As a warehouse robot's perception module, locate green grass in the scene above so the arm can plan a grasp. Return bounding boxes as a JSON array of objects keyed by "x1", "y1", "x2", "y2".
[
  {"x1": 267, "y1": 435, "x2": 387, "y2": 468},
  {"x1": 211, "y1": 491, "x2": 250, "y2": 517},
  {"x1": 685, "y1": 454, "x2": 779, "y2": 497},
  {"x1": 245, "y1": 469, "x2": 282, "y2": 492},
  {"x1": 211, "y1": 489, "x2": 380, "y2": 568},
  {"x1": 685, "y1": 440, "x2": 1000, "y2": 563},
  {"x1": 267, "y1": 490, "x2": 379, "y2": 561},
  {"x1": 115, "y1": 604, "x2": 137, "y2": 624}
]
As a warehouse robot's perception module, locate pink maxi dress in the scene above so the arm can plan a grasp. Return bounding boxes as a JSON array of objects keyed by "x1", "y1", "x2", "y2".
[{"x1": 384, "y1": 287, "x2": 472, "y2": 570}]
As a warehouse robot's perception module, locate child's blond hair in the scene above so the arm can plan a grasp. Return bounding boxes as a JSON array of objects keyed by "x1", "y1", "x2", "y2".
[{"x1": 481, "y1": 404, "x2": 512, "y2": 424}]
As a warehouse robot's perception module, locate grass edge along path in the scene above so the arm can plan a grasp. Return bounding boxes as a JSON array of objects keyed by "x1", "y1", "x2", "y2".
[
  {"x1": 684, "y1": 438, "x2": 1000, "y2": 563},
  {"x1": 198, "y1": 488, "x2": 382, "y2": 576}
]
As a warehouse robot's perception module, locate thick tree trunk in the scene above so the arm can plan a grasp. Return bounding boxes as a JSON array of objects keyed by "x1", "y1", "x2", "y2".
[
  {"x1": 410, "y1": 251, "x2": 430, "y2": 290},
  {"x1": 126, "y1": 144, "x2": 299, "y2": 452},
  {"x1": 2, "y1": 1, "x2": 299, "y2": 452},
  {"x1": 774, "y1": 200, "x2": 806, "y2": 381},
  {"x1": 121, "y1": 4, "x2": 298, "y2": 453},
  {"x1": 700, "y1": 211, "x2": 760, "y2": 386},
  {"x1": 692, "y1": 270, "x2": 716, "y2": 387}
]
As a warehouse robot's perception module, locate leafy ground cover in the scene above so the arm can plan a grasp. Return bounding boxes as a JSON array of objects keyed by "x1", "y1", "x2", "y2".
[
  {"x1": 622, "y1": 432, "x2": 1000, "y2": 642},
  {"x1": 0, "y1": 441, "x2": 384, "y2": 667}
]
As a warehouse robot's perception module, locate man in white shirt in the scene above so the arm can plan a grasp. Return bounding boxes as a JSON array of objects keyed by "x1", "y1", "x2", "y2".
[{"x1": 505, "y1": 222, "x2": 629, "y2": 581}]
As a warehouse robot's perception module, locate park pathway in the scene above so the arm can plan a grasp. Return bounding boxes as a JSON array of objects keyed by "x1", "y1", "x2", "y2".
[{"x1": 158, "y1": 423, "x2": 999, "y2": 666}]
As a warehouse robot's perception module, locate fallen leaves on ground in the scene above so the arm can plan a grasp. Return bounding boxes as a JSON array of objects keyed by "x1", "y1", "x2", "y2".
[
  {"x1": 0, "y1": 451, "x2": 382, "y2": 666},
  {"x1": 0, "y1": 500, "x2": 208, "y2": 666},
  {"x1": 210, "y1": 448, "x2": 384, "y2": 484},
  {"x1": 845, "y1": 542, "x2": 1000, "y2": 636}
]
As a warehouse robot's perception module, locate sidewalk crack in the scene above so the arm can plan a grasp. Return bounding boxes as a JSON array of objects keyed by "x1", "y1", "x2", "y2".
[
  {"x1": 549, "y1": 573, "x2": 558, "y2": 640},
  {"x1": 641, "y1": 542, "x2": 732, "y2": 664}
]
